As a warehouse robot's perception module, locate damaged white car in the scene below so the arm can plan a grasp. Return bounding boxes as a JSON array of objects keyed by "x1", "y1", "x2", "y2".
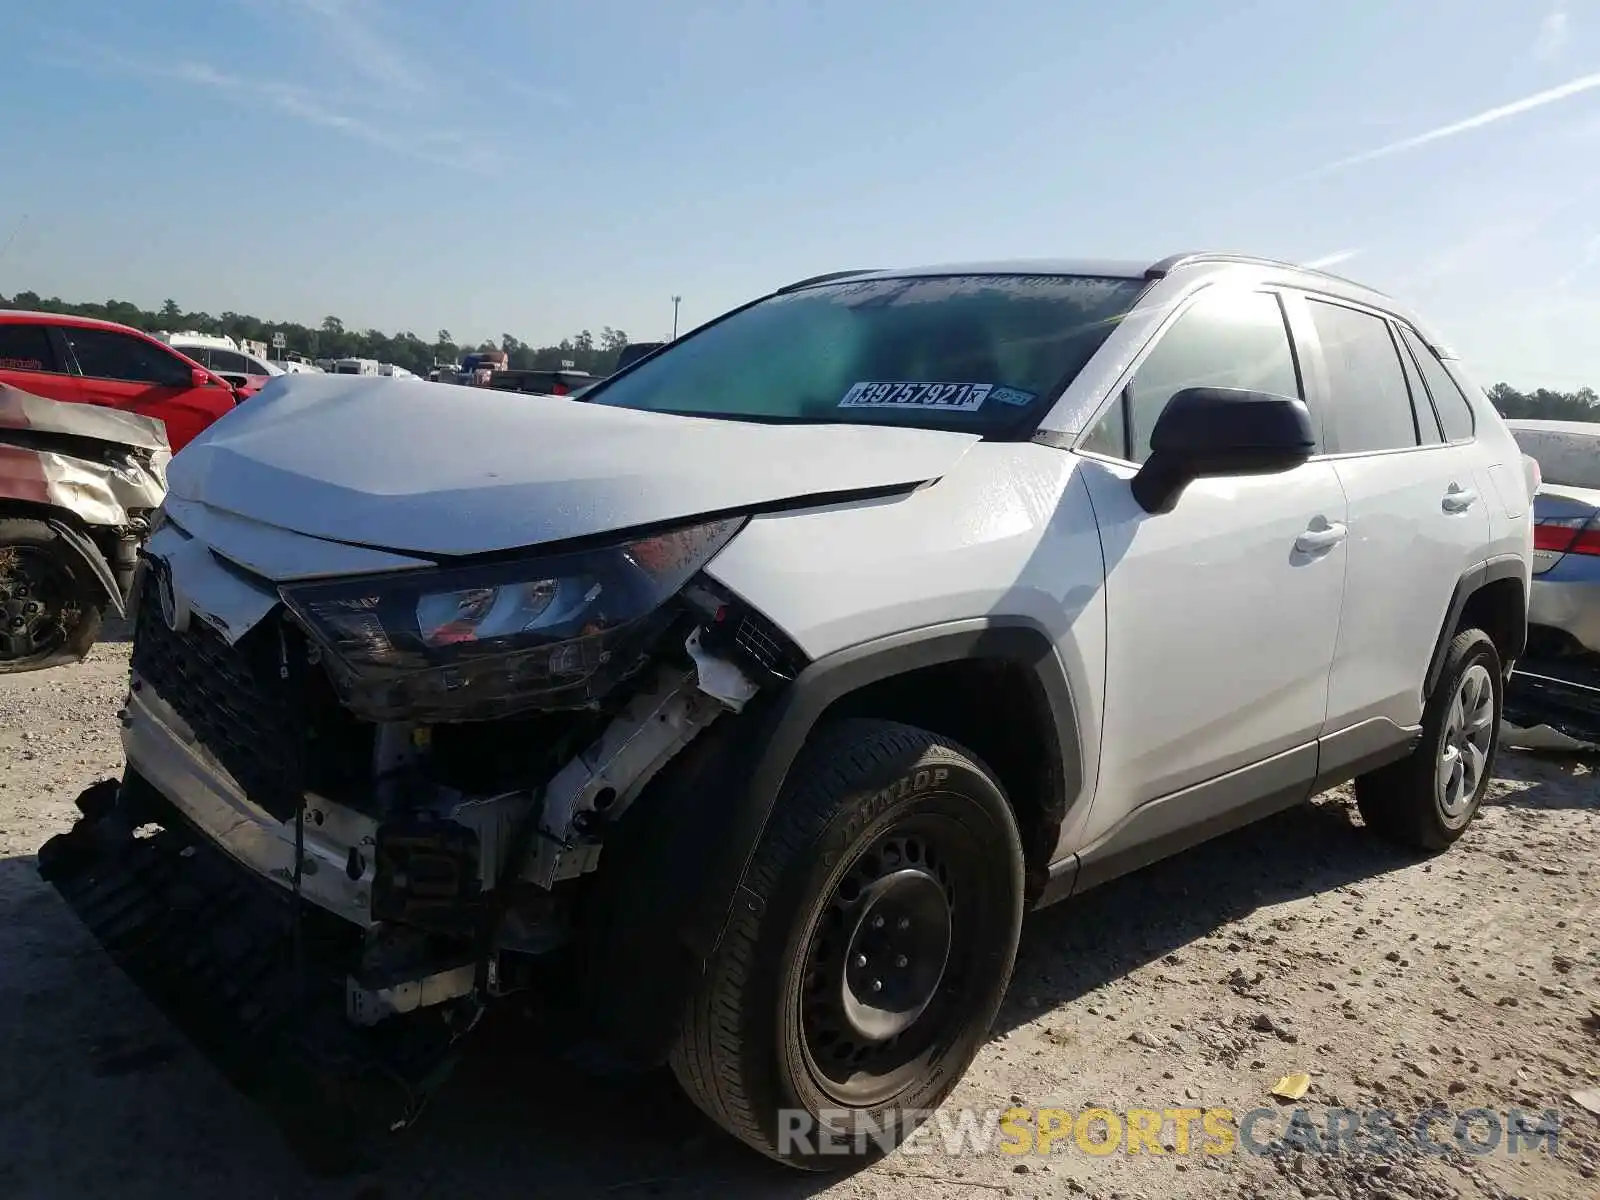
[
  {"x1": 39, "y1": 255, "x2": 1531, "y2": 1173},
  {"x1": 1, "y1": 384, "x2": 168, "y2": 671}
]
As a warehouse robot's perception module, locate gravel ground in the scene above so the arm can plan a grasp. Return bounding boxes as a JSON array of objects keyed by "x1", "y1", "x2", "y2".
[{"x1": 1, "y1": 637, "x2": 1597, "y2": 1200}]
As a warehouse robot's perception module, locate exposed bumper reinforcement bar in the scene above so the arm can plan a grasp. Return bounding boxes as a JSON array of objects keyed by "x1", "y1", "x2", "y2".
[
  {"x1": 121, "y1": 675, "x2": 380, "y2": 927},
  {"x1": 37, "y1": 776, "x2": 476, "y2": 1175},
  {"x1": 1506, "y1": 654, "x2": 1600, "y2": 744}
]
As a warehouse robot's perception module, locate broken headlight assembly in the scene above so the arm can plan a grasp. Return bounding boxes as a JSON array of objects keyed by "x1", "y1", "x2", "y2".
[{"x1": 279, "y1": 516, "x2": 745, "y2": 722}]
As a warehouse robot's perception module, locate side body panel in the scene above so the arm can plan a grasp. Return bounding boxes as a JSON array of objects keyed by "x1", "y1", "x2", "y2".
[
  {"x1": 1322, "y1": 446, "x2": 1490, "y2": 729},
  {"x1": 1289, "y1": 297, "x2": 1497, "y2": 731},
  {"x1": 704, "y1": 440, "x2": 1110, "y2": 854},
  {"x1": 1072, "y1": 457, "x2": 1348, "y2": 842},
  {"x1": 54, "y1": 325, "x2": 236, "y2": 452}
]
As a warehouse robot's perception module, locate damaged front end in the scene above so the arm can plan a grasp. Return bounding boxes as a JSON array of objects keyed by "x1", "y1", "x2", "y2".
[
  {"x1": 37, "y1": 507, "x2": 798, "y2": 1171},
  {"x1": 1, "y1": 384, "x2": 168, "y2": 670}
]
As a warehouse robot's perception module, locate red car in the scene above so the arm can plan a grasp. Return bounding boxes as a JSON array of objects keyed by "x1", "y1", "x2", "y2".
[{"x1": 0, "y1": 311, "x2": 254, "y2": 451}]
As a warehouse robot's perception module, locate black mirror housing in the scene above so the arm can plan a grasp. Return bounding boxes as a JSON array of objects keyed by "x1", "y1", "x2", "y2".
[{"x1": 1131, "y1": 386, "x2": 1315, "y2": 514}]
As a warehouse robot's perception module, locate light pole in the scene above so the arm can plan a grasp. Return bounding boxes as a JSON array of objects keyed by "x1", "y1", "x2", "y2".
[{"x1": 671, "y1": 295, "x2": 682, "y2": 340}]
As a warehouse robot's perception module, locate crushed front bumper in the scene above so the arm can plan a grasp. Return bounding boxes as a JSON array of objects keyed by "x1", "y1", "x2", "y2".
[
  {"x1": 1505, "y1": 654, "x2": 1600, "y2": 744},
  {"x1": 37, "y1": 775, "x2": 477, "y2": 1174},
  {"x1": 119, "y1": 674, "x2": 381, "y2": 926}
]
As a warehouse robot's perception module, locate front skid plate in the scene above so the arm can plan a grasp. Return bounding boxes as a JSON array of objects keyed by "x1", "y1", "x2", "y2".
[{"x1": 37, "y1": 779, "x2": 469, "y2": 1175}]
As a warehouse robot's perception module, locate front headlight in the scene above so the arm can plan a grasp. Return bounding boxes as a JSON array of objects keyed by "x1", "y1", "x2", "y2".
[{"x1": 279, "y1": 516, "x2": 744, "y2": 722}]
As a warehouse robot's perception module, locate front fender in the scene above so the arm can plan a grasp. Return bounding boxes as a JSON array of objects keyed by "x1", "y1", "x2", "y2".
[{"x1": 575, "y1": 617, "x2": 1081, "y2": 1069}]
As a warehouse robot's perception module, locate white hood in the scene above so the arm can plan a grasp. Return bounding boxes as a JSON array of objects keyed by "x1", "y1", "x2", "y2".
[{"x1": 167, "y1": 375, "x2": 981, "y2": 557}]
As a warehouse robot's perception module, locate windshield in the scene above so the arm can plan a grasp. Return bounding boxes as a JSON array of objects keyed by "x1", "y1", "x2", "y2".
[{"x1": 587, "y1": 273, "x2": 1147, "y2": 433}]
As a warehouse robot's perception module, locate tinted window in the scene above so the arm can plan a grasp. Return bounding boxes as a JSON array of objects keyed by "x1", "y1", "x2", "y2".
[
  {"x1": 0, "y1": 324, "x2": 58, "y2": 372},
  {"x1": 1090, "y1": 289, "x2": 1302, "y2": 463},
  {"x1": 174, "y1": 345, "x2": 211, "y2": 367},
  {"x1": 590, "y1": 274, "x2": 1147, "y2": 434},
  {"x1": 615, "y1": 343, "x2": 663, "y2": 370},
  {"x1": 1078, "y1": 395, "x2": 1128, "y2": 458},
  {"x1": 209, "y1": 349, "x2": 250, "y2": 373},
  {"x1": 68, "y1": 329, "x2": 193, "y2": 387},
  {"x1": 1396, "y1": 332, "x2": 1442, "y2": 444},
  {"x1": 1307, "y1": 300, "x2": 1419, "y2": 453},
  {"x1": 1400, "y1": 327, "x2": 1476, "y2": 442}
]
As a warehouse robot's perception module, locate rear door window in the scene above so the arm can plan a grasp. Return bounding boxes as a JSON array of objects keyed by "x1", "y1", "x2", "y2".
[
  {"x1": 0, "y1": 324, "x2": 60, "y2": 372},
  {"x1": 1306, "y1": 300, "x2": 1421, "y2": 453},
  {"x1": 66, "y1": 328, "x2": 195, "y2": 387},
  {"x1": 1399, "y1": 327, "x2": 1476, "y2": 442}
]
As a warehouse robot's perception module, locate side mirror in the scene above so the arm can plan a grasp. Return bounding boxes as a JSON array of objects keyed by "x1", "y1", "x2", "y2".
[
  {"x1": 191, "y1": 367, "x2": 213, "y2": 388},
  {"x1": 1131, "y1": 386, "x2": 1315, "y2": 515}
]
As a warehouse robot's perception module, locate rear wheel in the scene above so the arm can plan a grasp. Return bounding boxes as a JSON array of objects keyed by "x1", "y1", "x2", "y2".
[
  {"x1": 1355, "y1": 628, "x2": 1503, "y2": 850},
  {"x1": 0, "y1": 518, "x2": 103, "y2": 672},
  {"x1": 670, "y1": 719, "x2": 1025, "y2": 1169}
]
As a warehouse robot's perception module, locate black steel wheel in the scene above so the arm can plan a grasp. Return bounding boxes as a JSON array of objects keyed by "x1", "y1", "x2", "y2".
[
  {"x1": 0, "y1": 518, "x2": 103, "y2": 672},
  {"x1": 671, "y1": 718, "x2": 1025, "y2": 1169}
]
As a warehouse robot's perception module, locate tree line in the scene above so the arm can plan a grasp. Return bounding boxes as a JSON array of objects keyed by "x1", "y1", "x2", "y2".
[
  {"x1": 1485, "y1": 383, "x2": 1599, "y2": 422},
  {"x1": 3, "y1": 289, "x2": 1600, "y2": 420},
  {"x1": 0, "y1": 291, "x2": 634, "y2": 377}
]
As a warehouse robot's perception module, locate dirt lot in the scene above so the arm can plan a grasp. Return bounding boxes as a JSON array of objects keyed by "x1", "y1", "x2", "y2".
[{"x1": 1, "y1": 638, "x2": 1596, "y2": 1200}]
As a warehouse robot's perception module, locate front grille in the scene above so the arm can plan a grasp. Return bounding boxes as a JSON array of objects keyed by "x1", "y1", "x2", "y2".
[{"x1": 131, "y1": 571, "x2": 306, "y2": 821}]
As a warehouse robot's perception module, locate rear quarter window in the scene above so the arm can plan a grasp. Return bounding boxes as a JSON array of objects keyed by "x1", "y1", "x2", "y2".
[{"x1": 1399, "y1": 327, "x2": 1476, "y2": 443}]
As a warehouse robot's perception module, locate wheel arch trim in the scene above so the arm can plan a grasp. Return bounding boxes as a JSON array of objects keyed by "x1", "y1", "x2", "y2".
[
  {"x1": 685, "y1": 616, "x2": 1084, "y2": 961},
  {"x1": 1423, "y1": 554, "x2": 1527, "y2": 699}
]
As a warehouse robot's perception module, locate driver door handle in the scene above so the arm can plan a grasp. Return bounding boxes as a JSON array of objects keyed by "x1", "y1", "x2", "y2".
[
  {"x1": 1442, "y1": 485, "x2": 1478, "y2": 513},
  {"x1": 1295, "y1": 522, "x2": 1348, "y2": 553}
]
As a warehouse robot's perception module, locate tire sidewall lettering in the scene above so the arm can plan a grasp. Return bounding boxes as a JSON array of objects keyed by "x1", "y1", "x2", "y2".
[{"x1": 821, "y1": 765, "x2": 952, "y2": 868}]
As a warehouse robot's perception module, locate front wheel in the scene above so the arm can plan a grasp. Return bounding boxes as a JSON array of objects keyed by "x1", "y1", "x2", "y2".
[
  {"x1": 670, "y1": 719, "x2": 1025, "y2": 1169},
  {"x1": 1355, "y1": 627, "x2": 1503, "y2": 851},
  {"x1": 0, "y1": 518, "x2": 104, "y2": 673}
]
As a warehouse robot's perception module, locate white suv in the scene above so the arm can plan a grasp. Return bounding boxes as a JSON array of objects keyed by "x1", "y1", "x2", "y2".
[{"x1": 41, "y1": 253, "x2": 1533, "y2": 1172}]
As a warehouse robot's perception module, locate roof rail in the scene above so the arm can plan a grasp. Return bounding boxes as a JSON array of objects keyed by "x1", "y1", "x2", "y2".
[
  {"x1": 776, "y1": 269, "x2": 880, "y2": 293},
  {"x1": 1143, "y1": 251, "x2": 1385, "y2": 295}
]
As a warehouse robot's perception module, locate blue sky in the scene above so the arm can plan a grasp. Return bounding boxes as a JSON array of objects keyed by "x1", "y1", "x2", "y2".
[{"x1": 4, "y1": 0, "x2": 1600, "y2": 387}]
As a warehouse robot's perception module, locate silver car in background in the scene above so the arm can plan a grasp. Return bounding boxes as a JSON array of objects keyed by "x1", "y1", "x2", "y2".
[{"x1": 1505, "y1": 418, "x2": 1600, "y2": 738}]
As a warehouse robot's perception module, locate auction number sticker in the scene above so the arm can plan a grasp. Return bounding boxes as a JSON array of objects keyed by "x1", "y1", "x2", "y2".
[{"x1": 839, "y1": 381, "x2": 993, "y2": 411}]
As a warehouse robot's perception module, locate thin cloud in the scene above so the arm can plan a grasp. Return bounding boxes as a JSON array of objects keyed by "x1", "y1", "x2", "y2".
[
  {"x1": 1303, "y1": 249, "x2": 1361, "y2": 270},
  {"x1": 1313, "y1": 72, "x2": 1600, "y2": 174},
  {"x1": 488, "y1": 73, "x2": 575, "y2": 112},
  {"x1": 273, "y1": 0, "x2": 426, "y2": 98},
  {"x1": 1536, "y1": 5, "x2": 1570, "y2": 61},
  {"x1": 1391, "y1": 178, "x2": 1600, "y2": 294},
  {"x1": 38, "y1": 45, "x2": 492, "y2": 169}
]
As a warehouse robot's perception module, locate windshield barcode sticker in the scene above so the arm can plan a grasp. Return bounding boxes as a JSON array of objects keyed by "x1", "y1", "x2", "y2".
[
  {"x1": 839, "y1": 381, "x2": 993, "y2": 411},
  {"x1": 989, "y1": 386, "x2": 1037, "y2": 407}
]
